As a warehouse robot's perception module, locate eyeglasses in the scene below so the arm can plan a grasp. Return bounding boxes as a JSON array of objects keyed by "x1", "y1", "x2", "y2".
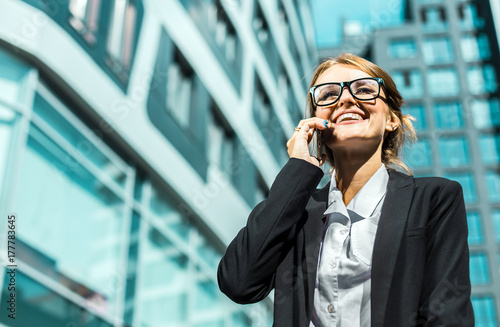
[{"x1": 309, "y1": 77, "x2": 385, "y2": 107}]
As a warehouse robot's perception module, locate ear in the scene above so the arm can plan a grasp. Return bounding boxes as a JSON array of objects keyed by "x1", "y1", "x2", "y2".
[{"x1": 385, "y1": 110, "x2": 400, "y2": 133}]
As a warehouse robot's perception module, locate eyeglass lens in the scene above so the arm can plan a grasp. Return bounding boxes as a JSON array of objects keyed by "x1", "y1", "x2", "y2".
[{"x1": 314, "y1": 78, "x2": 380, "y2": 106}]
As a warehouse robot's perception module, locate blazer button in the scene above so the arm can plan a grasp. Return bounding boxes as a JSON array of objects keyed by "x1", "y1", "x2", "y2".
[{"x1": 327, "y1": 304, "x2": 335, "y2": 313}]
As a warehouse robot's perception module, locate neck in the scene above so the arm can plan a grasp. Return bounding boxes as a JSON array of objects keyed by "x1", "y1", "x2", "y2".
[{"x1": 333, "y1": 149, "x2": 383, "y2": 206}]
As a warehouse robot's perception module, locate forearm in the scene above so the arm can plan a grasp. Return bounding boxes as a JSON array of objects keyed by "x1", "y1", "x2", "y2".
[{"x1": 217, "y1": 158, "x2": 324, "y2": 304}]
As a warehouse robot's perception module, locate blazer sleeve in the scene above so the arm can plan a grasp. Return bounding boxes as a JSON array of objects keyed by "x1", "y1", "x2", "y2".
[
  {"x1": 418, "y1": 179, "x2": 474, "y2": 326},
  {"x1": 217, "y1": 158, "x2": 324, "y2": 304}
]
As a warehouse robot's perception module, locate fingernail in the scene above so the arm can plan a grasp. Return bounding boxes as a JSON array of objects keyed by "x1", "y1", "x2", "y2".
[{"x1": 323, "y1": 120, "x2": 328, "y2": 127}]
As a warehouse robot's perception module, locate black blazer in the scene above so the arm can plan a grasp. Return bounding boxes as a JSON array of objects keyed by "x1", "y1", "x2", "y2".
[{"x1": 218, "y1": 159, "x2": 474, "y2": 326}]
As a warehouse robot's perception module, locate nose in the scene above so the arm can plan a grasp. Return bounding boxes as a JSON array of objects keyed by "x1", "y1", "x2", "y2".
[{"x1": 337, "y1": 86, "x2": 356, "y2": 107}]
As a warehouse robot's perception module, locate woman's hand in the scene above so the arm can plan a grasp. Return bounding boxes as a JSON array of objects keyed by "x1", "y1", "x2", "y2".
[{"x1": 287, "y1": 118, "x2": 329, "y2": 167}]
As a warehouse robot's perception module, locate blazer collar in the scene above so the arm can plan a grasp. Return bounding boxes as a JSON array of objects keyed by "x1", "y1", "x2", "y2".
[{"x1": 371, "y1": 170, "x2": 415, "y2": 326}]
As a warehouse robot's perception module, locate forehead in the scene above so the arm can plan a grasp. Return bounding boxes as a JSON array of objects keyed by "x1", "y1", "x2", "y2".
[{"x1": 315, "y1": 64, "x2": 372, "y2": 85}]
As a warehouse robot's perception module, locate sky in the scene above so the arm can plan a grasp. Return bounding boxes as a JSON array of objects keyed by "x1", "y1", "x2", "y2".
[{"x1": 312, "y1": 0, "x2": 406, "y2": 48}]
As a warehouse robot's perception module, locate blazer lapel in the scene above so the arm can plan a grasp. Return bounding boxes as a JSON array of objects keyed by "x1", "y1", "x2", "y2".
[
  {"x1": 303, "y1": 183, "x2": 329, "y2": 314},
  {"x1": 371, "y1": 170, "x2": 414, "y2": 326}
]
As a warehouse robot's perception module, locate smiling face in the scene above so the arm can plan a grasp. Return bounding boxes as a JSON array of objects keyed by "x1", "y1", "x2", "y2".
[{"x1": 313, "y1": 64, "x2": 397, "y2": 157}]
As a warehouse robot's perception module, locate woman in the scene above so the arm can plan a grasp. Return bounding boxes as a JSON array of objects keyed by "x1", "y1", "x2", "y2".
[{"x1": 217, "y1": 53, "x2": 473, "y2": 326}]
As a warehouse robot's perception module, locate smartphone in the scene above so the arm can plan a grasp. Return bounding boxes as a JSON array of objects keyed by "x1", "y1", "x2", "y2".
[{"x1": 308, "y1": 130, "x2": 322, "y2": 161}]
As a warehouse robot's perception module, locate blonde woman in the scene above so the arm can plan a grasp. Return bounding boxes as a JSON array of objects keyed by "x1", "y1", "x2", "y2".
[{"x1": 218, "y1": 53, "x2": 473, "y2": 326}]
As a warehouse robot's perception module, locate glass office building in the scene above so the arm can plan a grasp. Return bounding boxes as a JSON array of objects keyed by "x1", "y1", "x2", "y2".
[
  {"x1": 0, "y1": 0, "x2": 317, "y2": 326},
  {"x1": 369, "y1": 0, "x2": 500, "y2": 325}
]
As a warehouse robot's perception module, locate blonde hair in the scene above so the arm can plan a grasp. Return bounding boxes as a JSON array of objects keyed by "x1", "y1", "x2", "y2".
[{"x1": 307, "y1": 53, "x2": 417, "y2": 174}]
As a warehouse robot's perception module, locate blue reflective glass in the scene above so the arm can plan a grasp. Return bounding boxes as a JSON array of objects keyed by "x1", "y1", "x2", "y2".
[
  {"x1": 467, "y1": 211, "x2": 483, "y2": 245},
  {"x1": 404, "y1": 104, "x2": 426, "y2": 131},
  {"x1": 389, "y1": 39, "x2": 418, "y2": 59},
  {"x1": 469, "y1": 253, "x2": 490, "y2": 285},
  {"x1": 471, "y1": 98, "x2": 500, "y2": 128},
  {"x1": 428, "y1": 68, "x2": 460, "y2": 97},
  {"x1": 393, "y1": 70, "x2": 424, "y2": 99},
  {"x1": 445, "y1": 173, "x2": 476, "y2": 204},
  {"x1": 472, "y1": 297, "x2": 498, "y2": 327},
  {"x1": 467, "y1": 65, "x2": 498, "y2": 95},
  {"x1": 423, "y1": 37, "x2": 454, "y2": 64},
  {"x1": 422, "y1": 7, "x2": 448, "y2": 32},
  {"x1": 16, "y1": 126, "x2": 125, "y2": 316},
  {"x1": 485, "y1": 171, "x2": 500, "y2": 203},
  {"x1": 434, "y1": 102, "x2": 463, "y2": 129},
  {"x1": 491, "y1": 211, "x2": 500, "y2": 243},
  {"x1": 0, "y1": 270, "x2": 113, "y2": 327},
  {"x1": 460, "y1": 3, "x2": 485, "y2": 30},
  {"x1": 438, "y1": 137, "x2": 469, "y2": 167},
  {"x1": 404, "y1": 139, "x2": 433, "y2": 169},
  {"x1": 461, "y1": 34, "x2": 491, "y2": 62},
  {"x1": 479, "y1": 134, "x2": 500, "y2": 165}
]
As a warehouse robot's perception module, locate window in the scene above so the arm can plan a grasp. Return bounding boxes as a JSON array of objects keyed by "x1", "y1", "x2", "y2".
[
  {"x1": 69, "y1": 0, "x2": 102, "y2": 44},
  {"x1": 388, "y1": 39, "x2": 418, "y2": 59},
  {"x1": 404, "y1": 104, "x2": 426, "y2": 131},
  {"x1": 492, "y1": 211, "x2": 500, "y2": 243},
  {"x1": 147, "y1": 31, "x2": 209, "y2": 180},
  {"x1": 438, "y1": 137, "x2": 469, "y2": 167},
  {"x1": 445, "y1": 173, "x2": 476, "y2": 204},
  {"x1": 208, "y1": 103, "x2": 236, "y2": 178},
  {"x1": 459, "y1": 3, "x2": 484, "y2": 30},
  {"x1": 479, "y1": 134, "x2": 500, "y2": 165},
  {"x1": 393, "y1": 70, "x2": 424, "y2": 99},
  {"x1": 467, "y1": 212, "x2": 483, "y2": 245},
  {"x1": 106, "y1": 0, "x2": 139, "y2": 83},
  {"x1": 461, "y1": 33, "x2": 491, "y2": 62},
  {"x1": 16, "y1": 87, "x2": 130, "y2": 318},
  {"x1": 253, "y1": 1, "x2": 281, "y2": 82},
  {"x1": 404, "y1": 139, "x2": 433, "y2": 169},
  {"x1": 469, "y1": 253, "x2": 490, "y2": 285},
  {"x1": 427, "y1": 68, "x2": 460, "y2": 97},
  {"x1": 485, "y1": 171, "x2": 500, "y2": 203},
  {"x1": 423, "y1": 36, "x2": 454, "y2": 64},
  {"x1": 470, "y1": 98, "x2": 500, "y2": 129},
  {"x1": 467, "y1": 65, "x2": 498, "y2": 95},
  {"x1": 421, "y1": 6, "x2": 447, "y2": 32},
  {"x1": 472, "y1": 297, "x2": 498, "y2": 327},
  {"x1": 434, "y1": 102, "x2": 463, "y2": 130}
]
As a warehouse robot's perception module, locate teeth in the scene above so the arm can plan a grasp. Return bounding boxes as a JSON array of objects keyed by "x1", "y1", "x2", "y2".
[{"x1": 337, "y1": 113, "x2": 363, "y2": 124}]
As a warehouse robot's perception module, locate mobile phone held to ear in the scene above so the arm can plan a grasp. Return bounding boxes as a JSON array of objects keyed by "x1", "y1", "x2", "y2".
[{"x1": 308, "y1": 130, "x2": 322, "y2": 161}]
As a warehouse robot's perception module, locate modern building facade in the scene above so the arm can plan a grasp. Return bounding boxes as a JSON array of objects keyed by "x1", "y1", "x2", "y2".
[
  {"x1": 0, "y1": 0, "x2": 317, "y2": 326},
  {"x1": 317, "y1": 0, "x2": 500, "y2": 325}
]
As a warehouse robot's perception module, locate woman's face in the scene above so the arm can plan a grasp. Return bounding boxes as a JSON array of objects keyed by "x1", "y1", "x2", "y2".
[{"x1": 313, "y1": 64, "x2": 396, "y2": 155}]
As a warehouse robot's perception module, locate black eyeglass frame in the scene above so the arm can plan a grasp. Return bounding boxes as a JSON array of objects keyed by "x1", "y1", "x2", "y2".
[{"x1": 309, "y1": 77, "x2": 386, "y2": 107}]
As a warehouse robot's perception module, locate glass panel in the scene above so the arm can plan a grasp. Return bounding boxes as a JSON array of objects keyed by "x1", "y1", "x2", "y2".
[
  {"x1": 107, "y1": 0, "x2": 137, "y2": 70},
  {"x1": 0, "y1": 105, "x2": 17, "y2": 190},
  {"x1": 478, "y1": 134, "x2": 500, "y2": 165},
  {"x1": 0, "y1": 270, "x2": 113, "y2": 327},
  {"x1": 469, "y1": 253, "x2": 490, "y2": 285},
  {"x1": 491, "y1": 211, "x2": 500, "y2": 243},
  {"x1": 150, "y1": 185, "x2": 191, "y2": 241},
  {"x1": 467, "y1": 65, "x2": 498, "y2": 95},
  {"x1": 139, "y1": 227, "x2": 189, "y2": 325},
  {"x1": 388, "y1": 39, "x2": 418, "y2": 59},
  {"x1": 15, "y1": 125, "x2": 125, "y2": 317},
  {"x1": 427, "y1": 68, "x2": 460, "y2": 97},
  {"x1": 69, "y1": 0, "x2": 102, "y2": 44},
  {"x1": 460, "y1": 3, "x2": 484, "y2": 30},
  {"x1": 0, "y1": 50, "x2": 31, "y2": 104},
  {"x1": 472, "y1": 297, "x2": 498, "y2": 327},
  {"x1": 421, "y1": 6, "x2": 448, "y2": 32},
  {"x1": 471, "y1": 98, "x2": 500, "y2": 129},
  {"x1": 438, "y1": 137, "x2": 469, "y2": 167},
  {"x1": 423, "y1": 36, "x2": 454, "y2": 64},
  {"x1": 404, "y1": 139, "x2": 433, "y2": 169},
  {"x1": 434, "y1": 102, "x2": 463, "y2": 129},
  {"x1": 404, "y1": 104, "x2": 426, "y2": 131},
  {"x1": 445, "y1": 173, "x2": 476, "y2": 204},
  {"x1": 485, "y1": 171, "x2": 500, "y2": 203},
  {"x1": 461, "y1": 33, "x2": 491, "y2": 62},
  {"x1": 33, "y1": 93, "x2": 127, "y2": 188},
  {"x1": 393, "y1": 70, "x2": 424, "y2": 99},
  {"x1": 467, "y1": 211, "x2": 483, "y2": 245}
]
